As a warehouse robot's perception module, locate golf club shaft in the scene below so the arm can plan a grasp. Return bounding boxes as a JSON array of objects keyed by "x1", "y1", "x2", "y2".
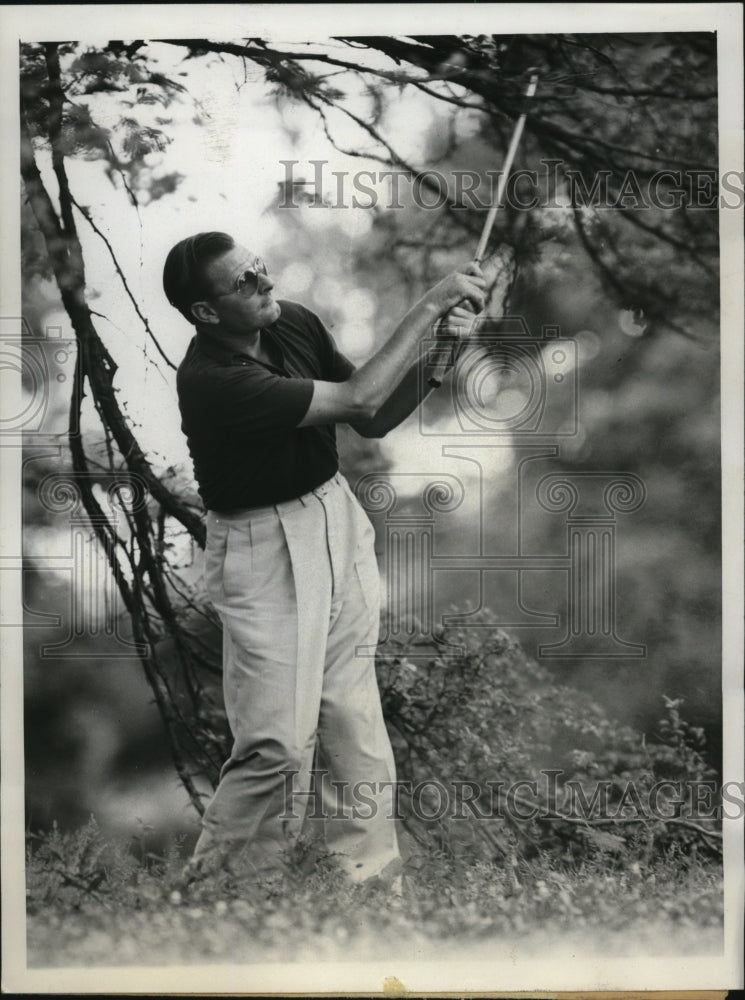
[{"x1": 428, "y1": 73, "x2": 538, "y2": 388}]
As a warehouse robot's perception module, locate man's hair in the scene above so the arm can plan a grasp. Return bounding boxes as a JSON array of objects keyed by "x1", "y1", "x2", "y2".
[{"x1": 162, "y1": 232, "x2": 236, "y2": 324}]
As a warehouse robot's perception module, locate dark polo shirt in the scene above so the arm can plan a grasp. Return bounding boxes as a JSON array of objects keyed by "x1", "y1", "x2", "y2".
[{"x1": 177, "y1": 299, "x2": 355, "y2": 511}]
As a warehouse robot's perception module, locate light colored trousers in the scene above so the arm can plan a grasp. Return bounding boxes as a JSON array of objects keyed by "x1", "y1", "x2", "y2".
[{"x1": 195, "y1": 473, "x2": 400, "y2": 882}]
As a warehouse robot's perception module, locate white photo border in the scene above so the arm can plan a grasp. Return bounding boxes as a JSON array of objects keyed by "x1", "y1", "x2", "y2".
[{"x1": 1, "y1": 3, "x2": 742, "y2": 994}]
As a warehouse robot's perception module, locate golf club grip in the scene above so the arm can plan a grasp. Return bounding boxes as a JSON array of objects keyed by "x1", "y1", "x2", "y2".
[{"x1": 427, "y1": 297, "x2": 477, "y2": 388}]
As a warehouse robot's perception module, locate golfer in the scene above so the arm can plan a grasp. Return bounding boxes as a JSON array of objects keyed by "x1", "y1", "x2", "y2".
[{"x1": 163, "y1": 232, "x2": 485, "y2": 884}]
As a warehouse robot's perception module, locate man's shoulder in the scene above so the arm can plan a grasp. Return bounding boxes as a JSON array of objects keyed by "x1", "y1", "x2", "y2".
[
  {"x1": 176, "y1": 336, "x2": 233, "y2": 395},
  {"x1": 274, "y1": 298, "x2": 321, "y2": 329},
  {"x1": 272, "y1": 299, "x2": 332, "y2": 352},
  {"x1": 176, "y1": 336, "x2": 197, "y2": 377},
  {"x1": 177, "y1": 336, "x2": 208, "y2": 374}
]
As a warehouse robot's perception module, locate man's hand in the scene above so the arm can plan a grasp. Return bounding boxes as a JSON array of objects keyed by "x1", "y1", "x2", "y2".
[
  {"x1": 424, "y1": 262, "x2": 487, "y2": 316},
  {"x1": 298, "y1": 259, "x2": 489, "y2": 432},
  {"x1": 437, "y1": 304, "x2": 480, "y2": 342},
  {"x1": 437, "y1": 247, "x2": 517, "y2": 339},
  {"x1": 432, "y1": 247, "x2": 518, "y2": 374}
]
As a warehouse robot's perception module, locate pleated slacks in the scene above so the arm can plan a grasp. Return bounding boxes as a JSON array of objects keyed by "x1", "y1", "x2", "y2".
[{"x1": 194, "y1": 473, "x2": 400, "y2": 882}]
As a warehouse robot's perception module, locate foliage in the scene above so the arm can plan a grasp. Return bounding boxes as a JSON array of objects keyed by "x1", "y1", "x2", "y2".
[
  {"x1": 376, "y1": 622, "x2": 721, "y2": 864},
  {"x1": 21, "y1": 41, "x2": 187, "y2": 198},
  {"x1": 137, "y1": 612, "x2": 726, "y2": 865},
  {"x1": 25, "y1": 815, "x2": 722, "y2": 967}
]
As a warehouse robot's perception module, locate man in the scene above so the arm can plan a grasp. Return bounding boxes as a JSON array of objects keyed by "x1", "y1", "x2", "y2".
[{"x1": 163, "y1": 232, "x2": 485, "y2": 885}]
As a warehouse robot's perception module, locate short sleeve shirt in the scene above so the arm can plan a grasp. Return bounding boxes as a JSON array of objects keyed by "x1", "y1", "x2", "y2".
[{"x1": 176, "y1": 300, "x2": 355, "y2": 511}]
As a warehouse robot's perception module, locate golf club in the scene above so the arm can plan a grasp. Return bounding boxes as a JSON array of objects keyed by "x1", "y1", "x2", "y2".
[{"x1": 428, "y1": 71, "x2": 539, "y2": 389}]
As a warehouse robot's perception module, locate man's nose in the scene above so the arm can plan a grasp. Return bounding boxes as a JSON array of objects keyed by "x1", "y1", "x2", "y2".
[{"x1": 258, "y1": 271, "x2": 273, "y2": 292}]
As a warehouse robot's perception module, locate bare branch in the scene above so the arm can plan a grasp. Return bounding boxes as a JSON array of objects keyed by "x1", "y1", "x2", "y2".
[{"x1": 70, "y1": 195, "x2": 176, "y2": 370}]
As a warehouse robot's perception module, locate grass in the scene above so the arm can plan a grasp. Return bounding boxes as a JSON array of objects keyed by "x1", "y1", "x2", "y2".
[{"x1": 25, "y1": 819, "x2": 723, "y2": 968}]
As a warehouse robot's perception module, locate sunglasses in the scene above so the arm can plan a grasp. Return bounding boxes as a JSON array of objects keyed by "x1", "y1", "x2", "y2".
[{"x1": 211, "y1": 257, "x2": 268, "y2": 299}]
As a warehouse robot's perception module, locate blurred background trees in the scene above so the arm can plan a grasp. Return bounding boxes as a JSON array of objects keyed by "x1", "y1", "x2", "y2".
[{"x1": 19, "y1": 33, "x2": 722, "y2": 846}]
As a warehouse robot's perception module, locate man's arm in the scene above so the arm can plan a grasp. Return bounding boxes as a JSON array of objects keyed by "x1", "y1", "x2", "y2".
[
  {"x1": 347, "y1": 248, "x2": 517, "y2": 437},
  {"x1": 346, "y1": 359, "x2": 426, "y2": 438},
  {"x1": 350, "y1": 300, "x2": 494, "y2": 437},
  {"x1": 345, "y1": 307, "x2": 468, "y2": 438},
  {"x1": 297, "y1": 265, "x2": 485, "y2": 429}
]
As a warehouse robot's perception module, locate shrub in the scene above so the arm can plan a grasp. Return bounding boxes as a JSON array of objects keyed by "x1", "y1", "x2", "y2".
[{"x1": 376, "y1": 619, "x2": 722, "y2": 864}]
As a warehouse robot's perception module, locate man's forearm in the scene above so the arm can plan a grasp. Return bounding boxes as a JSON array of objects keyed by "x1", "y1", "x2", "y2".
[
  {"x1": 345, "y1": 297, "x2": 442, "y2": 417},
  {"x1": 352, "y1": 356, "x2": 436, "y2": 438},
  {"x1": 344, "y1": 265, "x2": 485, "y2": 419},
  {"x1": 298, "y1": 266, "x2": 484, "y2": 430}
]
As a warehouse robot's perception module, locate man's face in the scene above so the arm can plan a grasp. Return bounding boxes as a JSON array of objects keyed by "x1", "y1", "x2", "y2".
[{"x1": 198, "y1": 244, "x2": 281, "y2": 334}]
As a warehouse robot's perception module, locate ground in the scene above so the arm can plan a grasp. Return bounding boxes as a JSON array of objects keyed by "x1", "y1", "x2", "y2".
[{"x1": 25, "y1": 826, "x2": 723, "y2": 968}]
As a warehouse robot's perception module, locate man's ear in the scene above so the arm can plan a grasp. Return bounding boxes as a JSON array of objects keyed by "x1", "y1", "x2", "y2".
[{"x1": 190, "y1": 300, "x2": 219, "y2": 325}]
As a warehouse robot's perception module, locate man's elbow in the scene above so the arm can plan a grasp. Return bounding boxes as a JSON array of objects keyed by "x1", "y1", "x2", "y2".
[
  {"x1": 349, "y1": 414, "x2": 388, "y2": 439},
  {"x1": 343, "y1": 376, "x2": 389, "y2": 433},
  {"x1": 346, "y1": 387, "x2": 377, "y2": 424},
  {"x1": 345, "y1": 374, "x2": 388, "y2": 424},
  {"x1": 353, "y1": 401, "x2": 379, "y2": 425}
]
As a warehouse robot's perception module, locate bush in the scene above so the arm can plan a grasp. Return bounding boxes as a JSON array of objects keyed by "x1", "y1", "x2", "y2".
[
  {"x1": 25, "y1": 622, "x2": 723, "y2": 968},
  {"x1": 376, "y1": 619, "x2": 722, "y2": 864}
]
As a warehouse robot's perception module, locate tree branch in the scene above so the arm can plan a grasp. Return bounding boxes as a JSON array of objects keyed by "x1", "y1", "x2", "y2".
[{"x1": 70, "y1": 195, "x2": 176, "y2": 370}]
